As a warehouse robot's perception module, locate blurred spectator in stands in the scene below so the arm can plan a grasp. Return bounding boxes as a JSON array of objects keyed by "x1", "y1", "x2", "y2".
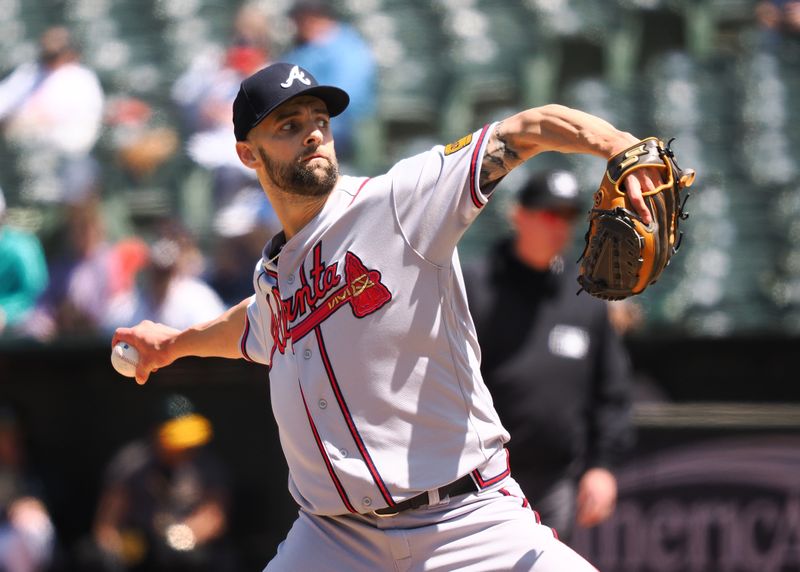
[
  {"x1": 0, "y1": 26, "x2": 104, "y2": 203},
  {"x1": 104, "y1": 96, "x2": 181, "y2": 228},
  {"x1": 207, "y1": 186, "x2": 280, "y2": 306},
  {"x1": 172, "y1": 3, "x2": 272, "y2": 209},
  {"x1": 105, "y1": 97, "x2": 180, "y2": 184},
  {"x1": 0, "y1": 403, "x2": 56, "y2": 572},
  {"x1": 85, "y1": 394, "x2": 236, "y2": 572},
  {"x1": 0, "y1": 187, "x2": 48, "y2": 336},
  {"x1": 464, "y1": 170, "x2": 635, "y2": 545},
  {"x1": 282, "y1": 0, "x2": 377, "y2": 163},
  {"x1": 756, "y1": 0, "x2": 800, "y2": 46},
  {"x1": 22, "y1": 198, "x2": 147, "y2": 341},
  {"x1": 103, "y1": 225, "x2": 225, "y2": 332}
]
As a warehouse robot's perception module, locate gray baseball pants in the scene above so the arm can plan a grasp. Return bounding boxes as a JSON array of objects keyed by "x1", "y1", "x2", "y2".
[{"x1": 264, "y1": 477, "x2": 598, "y2": 571}]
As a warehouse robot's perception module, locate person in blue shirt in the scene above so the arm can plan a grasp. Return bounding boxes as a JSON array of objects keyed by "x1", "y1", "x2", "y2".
[{"x1": 282, "y1": 0, "x2": 377, "y2": 162}]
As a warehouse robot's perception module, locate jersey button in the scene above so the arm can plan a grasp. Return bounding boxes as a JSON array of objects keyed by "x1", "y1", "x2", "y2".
[
  {"x1": 287, "y1": 274, "x2": 295, "y2": 284},
  {"x1": 339, "y1": 448, "x2": 348, "y2": 458},
  {"x1": 318, "y1": 399, "x2": 328, "y2": 409},
  {"x1": 362, "y1": 497, "x2": 372, "y2": 507},
  {"x1": 303, "y1": 349, "x2": 312, "y2": 359}
]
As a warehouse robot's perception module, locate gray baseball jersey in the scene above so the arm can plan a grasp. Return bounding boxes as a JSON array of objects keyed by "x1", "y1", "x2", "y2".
[{"x1": 241, "y1": 124, "x2": 512, "y2": 516}]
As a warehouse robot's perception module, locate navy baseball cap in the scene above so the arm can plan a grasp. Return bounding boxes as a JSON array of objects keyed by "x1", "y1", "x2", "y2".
[
  {"x1": 232, "y1": 62, "x2": 350, "y2": 141},
  {"x1": 516, "y1": 170, "x2": 583, "y2": 211}
]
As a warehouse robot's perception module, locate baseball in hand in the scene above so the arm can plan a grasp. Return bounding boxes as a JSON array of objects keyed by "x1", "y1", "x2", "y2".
[{"x1": 111, "y1": 342, "x2": 139, "y2": 378}]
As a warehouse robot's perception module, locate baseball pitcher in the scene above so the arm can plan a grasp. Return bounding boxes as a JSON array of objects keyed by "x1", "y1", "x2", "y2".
[{"x1": 113, "y1": 63, "x2": 689, "y2": 571}]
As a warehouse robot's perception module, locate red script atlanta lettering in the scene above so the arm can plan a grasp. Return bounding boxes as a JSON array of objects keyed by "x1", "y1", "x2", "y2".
[
  {"x1": 284, "y1": 243, "x2": 341, "y2": 323},
  {"x1": 269, "y1": 247, "x2": 391, "y2": 357}
]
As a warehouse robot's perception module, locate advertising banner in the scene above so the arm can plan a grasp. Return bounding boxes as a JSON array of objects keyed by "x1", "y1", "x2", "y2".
[{"x1": 573, "y1": 435, "x2": 800, "y2": 572}]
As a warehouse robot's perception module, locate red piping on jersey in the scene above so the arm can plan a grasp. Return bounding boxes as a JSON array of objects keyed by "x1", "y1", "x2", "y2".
[
  {"x1": 294, "y1": 263, "x2": 394, "y2": 508},
  {"x1": 242, "y1": 268, "x2": 272, "y2": 364},
  {"x1": 499, "y1": 487, "x2": 530, "y2": 509},
  {"x1": 314, "y1": 326, "x2": 396, "y2": 507},
  {"x1": 468, "y1": 124, "x2": 491, "y2": 209},
  {"x1": 348, "y1": 177, "x2": 371, "y2": 207},
  {"x1": 240, "y1": 317, "x2": 254, "y2": 362},
  {"x1": 298, "y1": 381, "x2": 358, "y2": 513},
  {"x1": 471, "y1": 448, "x2": 511, "y2": 488}
]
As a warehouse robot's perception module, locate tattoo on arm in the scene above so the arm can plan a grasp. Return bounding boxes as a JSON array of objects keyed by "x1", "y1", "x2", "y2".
[{"x1": 480, "y1": 122, "x2": 523, "y2": 187}]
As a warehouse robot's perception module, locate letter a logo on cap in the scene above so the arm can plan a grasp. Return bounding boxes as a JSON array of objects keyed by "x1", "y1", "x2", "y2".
[{"x1": 280, "y1": 65, "x2": 312, "y2": 89}]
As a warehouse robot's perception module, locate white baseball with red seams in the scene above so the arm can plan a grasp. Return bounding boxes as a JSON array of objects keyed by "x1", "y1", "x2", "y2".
[{"x1": 111, "y1": 342, "x2": 138, "y2": 378}]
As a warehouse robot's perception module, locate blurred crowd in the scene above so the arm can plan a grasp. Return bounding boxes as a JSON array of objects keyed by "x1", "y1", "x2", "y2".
[
  {"x1": 0, "y1": 2, "x2": 375, "y2": 569},
  {"x1": 1, "y1": 0, "x2": 799, "y2": 343},
  {"x1": 0, "y1": 0, "x2": 798, "y2": 570},
  {"x1": 0, "y1": 0, "x2": 376, "y2": 344},
  {"x1": 0, "y1": 393, "x2": 237, "y2": 572}
]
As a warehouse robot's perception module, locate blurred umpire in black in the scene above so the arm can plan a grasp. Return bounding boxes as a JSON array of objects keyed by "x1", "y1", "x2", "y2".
[{"x1": 463, "y1": 169, "x2": 635, "y2": 544}]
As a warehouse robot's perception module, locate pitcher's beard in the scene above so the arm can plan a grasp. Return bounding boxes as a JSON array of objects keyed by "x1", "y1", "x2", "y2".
[{"x1": 258, "y1": 147, "x2": 338, "y2": 198}]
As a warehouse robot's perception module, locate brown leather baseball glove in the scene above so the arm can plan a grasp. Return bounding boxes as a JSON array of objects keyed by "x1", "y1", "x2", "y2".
[{"x1": 577, "y1": 137, "x2": 695, "y2": 300}]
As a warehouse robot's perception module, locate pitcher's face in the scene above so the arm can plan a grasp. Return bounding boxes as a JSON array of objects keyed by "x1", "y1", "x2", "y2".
[{"x1": 239, "y1": 95, "x2": 339, "y2": 198}]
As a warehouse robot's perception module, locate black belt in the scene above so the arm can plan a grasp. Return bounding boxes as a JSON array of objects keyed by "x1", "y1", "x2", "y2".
[{"x1": 372, "y1": 474, "x2": 478, "y2": 517}]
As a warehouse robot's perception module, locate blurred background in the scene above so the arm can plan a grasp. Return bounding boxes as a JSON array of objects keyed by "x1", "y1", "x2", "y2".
[{"x1": 0, "y1": 0, "x2": 799, "y2": 570}]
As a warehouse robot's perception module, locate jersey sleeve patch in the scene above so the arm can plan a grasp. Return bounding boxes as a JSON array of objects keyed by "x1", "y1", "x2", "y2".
[{"x1": 444, "y1": 133, "x2": 473, "y2": 155}]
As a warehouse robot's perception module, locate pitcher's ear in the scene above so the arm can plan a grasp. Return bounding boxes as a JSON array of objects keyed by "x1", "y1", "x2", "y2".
[{"x1": 236, "y1": 142, "x2": 259, "y2": 169}]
